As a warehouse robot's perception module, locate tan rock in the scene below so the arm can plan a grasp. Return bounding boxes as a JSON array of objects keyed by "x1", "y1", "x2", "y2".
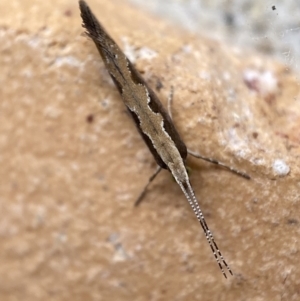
[{"x1": 0, "y1": 0, "x2": 300, "y2": 300}]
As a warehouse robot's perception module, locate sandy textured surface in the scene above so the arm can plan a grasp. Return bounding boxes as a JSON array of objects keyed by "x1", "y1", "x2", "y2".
[{"x1": 1, "y1": 0, "x2": 300, "y2": 300}]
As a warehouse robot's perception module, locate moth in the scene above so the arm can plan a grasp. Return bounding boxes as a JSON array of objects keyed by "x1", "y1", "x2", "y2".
[{"x1": 79, "y1": 0, "x2": 249, "y2": 278}]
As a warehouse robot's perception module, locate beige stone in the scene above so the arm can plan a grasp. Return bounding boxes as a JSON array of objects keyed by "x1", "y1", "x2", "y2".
[{"x1": 0, "y1": 0, "x2": 300, "y2": 300}]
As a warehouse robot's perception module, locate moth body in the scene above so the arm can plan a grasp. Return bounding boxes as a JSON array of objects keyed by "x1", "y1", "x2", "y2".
[{"x1": 79, "y1": 0, "x2": 233, "y2": 278}]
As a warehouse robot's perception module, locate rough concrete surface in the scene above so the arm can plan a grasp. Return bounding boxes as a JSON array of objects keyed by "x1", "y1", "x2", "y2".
[{"x1": 1, "y1": 0, "x2": 300, "y2": 300}]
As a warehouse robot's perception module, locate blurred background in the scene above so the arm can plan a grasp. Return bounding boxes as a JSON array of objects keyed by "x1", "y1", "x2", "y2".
[{"x1": 129, "y1": 0, "x2": 300, "y2": 74}]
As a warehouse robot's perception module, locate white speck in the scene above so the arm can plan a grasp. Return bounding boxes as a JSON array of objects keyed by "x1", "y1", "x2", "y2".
[
  {"x1": 182, "y1": 44, "x2": 192, "y2": 53},
  {"x1": 232, "y1": 113, "x2": 240, "y2": 121},
  {"x1": 56, "y1": 232, "x2": 68, "y2": 243},
  {"x1": 251, "y1": 157, "x2": 265, "y2": 165},
  {"x1": 117, "y1": 193, "x2": 132, "y2": 201},
  {"x1": 28, "y1": 36, "x2": 40, "y2": 48},
  {"x1": 223, "y1": 71, "x2": 231, "y2": 81},
  {"x1": 108, "y1": 233, "x2": 129, "y2": 262},
  {"x1": 216, "y1": 79, "x2": 222, "y2": 86},
  {"x1": 71, "y1": 163, "x2": 80, "y2": 171},
  {"x1": 100, "y1": 97, "x2": 111, "y2": 108},
  {"x1": 122, "y1": 37, "x2": 157, "y2": 63},
  {"x1": 138, "y1": 46, "x2": 157, "y2": 60},
  {"x1": 227, "y1": 88, "x2": 236, "y2": 102},
  {"x1": 243, "y1": 69, "x2": 278, "y2": 96},
  {"x1": 198, "y1": 71, "x2": 211, "y2": 80},
  {"x1": 53, "y1": 56, "x2": 82, "y2": 68},
  {"x1": 272, "y1": 159, "x2": 290, "y2": 176},
  {"x1": 0, "y1": 28, "x2": 8, "y2": 38},
  {"x1": 223, "y1": 128, "x2": 251, "y2": 157},
  {"x1": 43, "y1": 105, "x2": 62, "y2": 118},
  {"x1": 21, "y1": 68, "x2": 33, "y2": 78},
  {"x1": 113, "y1": 244, "x2": 128, "y2": 262}
]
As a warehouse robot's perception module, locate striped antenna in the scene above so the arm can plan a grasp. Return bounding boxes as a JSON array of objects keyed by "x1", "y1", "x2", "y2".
[{"x1": 178, "y1": 180, "x2": 233, "y2": 278}]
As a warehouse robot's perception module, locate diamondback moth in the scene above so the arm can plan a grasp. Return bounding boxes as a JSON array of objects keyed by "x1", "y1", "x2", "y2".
[{"x1": 79, "y1": 0, "x2": 250, "y2": 278}]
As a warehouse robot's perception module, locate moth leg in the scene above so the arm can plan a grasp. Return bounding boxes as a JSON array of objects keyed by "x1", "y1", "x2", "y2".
[
  {"x1": 167, "y1": 85, "x2": 174, "y2": 120},
  {"x1": 134, "y1": 166, "x2": 162, "y2": 206},
  {"x1": 188, "y1": 149, "x2": 250, "y2": 179}
]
